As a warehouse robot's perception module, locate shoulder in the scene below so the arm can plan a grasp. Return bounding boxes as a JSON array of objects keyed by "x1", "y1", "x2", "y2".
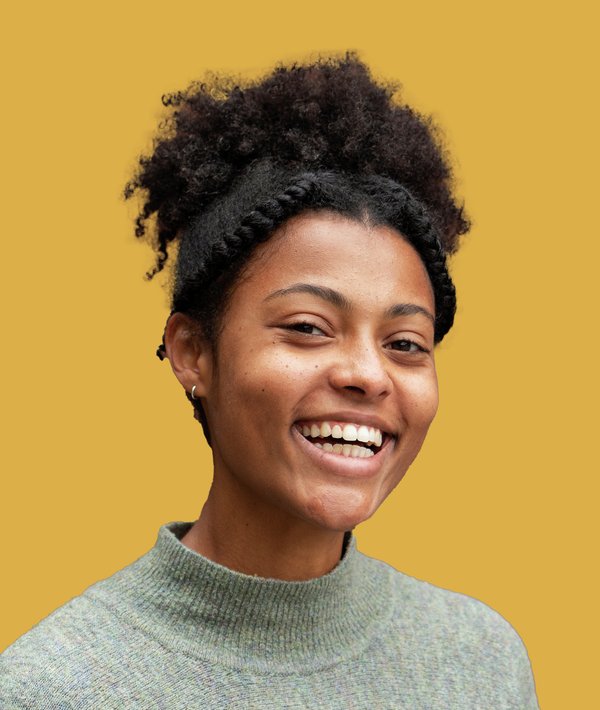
[
  {"x1": 0, "y1": 586, "x2": 149, "y2": 709},
  {"x1": 362, "y1": 554, "x2": 538, "y2": 707},
  {"x1": 399, "y1": 567, "x2": 526, "y2": 649},
  {"x1": 359, "y1": 551, "x2": 530, "y2": 651}
]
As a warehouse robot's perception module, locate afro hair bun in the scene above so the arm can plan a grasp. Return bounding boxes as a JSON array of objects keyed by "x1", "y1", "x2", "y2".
[{"x1": 125, "y1": 52, "x2": 470, "y2": 279}]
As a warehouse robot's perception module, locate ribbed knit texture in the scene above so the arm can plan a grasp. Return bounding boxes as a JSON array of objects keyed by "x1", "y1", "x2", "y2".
[{"x1": 0, "y1": 521, "x2": 539, "y2": 708}]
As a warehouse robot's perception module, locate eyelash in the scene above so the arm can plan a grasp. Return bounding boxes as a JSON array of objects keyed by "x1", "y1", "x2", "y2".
[
  {"x1": 285, "y1": 322, "x2": 326, "y2": 336},
  {"x1": 386, "y1": 340, "x2": 428, "y2": 354},
  {"x1": 282, "y1": 322, "x2": 429, "y2": 353}
]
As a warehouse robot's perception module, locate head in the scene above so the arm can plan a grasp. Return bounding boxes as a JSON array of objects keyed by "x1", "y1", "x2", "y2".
[{"x1": 125, "y1": 54, "x2": 469, "y2": 531}]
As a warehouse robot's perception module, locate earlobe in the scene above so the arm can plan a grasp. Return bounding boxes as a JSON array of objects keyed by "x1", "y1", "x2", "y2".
[{"x1": 163, "y1": 312, "x2": 212, "y2": 398}]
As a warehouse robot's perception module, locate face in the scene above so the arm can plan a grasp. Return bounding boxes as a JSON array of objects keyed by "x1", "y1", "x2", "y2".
[{"x1": 199, "y1": 212, "x2": 438, "y2": 532}]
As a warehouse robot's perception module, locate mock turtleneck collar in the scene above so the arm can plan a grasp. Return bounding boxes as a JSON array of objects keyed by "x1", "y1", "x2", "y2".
[{"x1": 87, "y1": 521, "x2": 395, "y2": 673}]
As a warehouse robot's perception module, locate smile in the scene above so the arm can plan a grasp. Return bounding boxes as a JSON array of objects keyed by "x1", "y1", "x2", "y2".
[{"x1": 295, "y1": 420, "x2": 388, "y2": 459}]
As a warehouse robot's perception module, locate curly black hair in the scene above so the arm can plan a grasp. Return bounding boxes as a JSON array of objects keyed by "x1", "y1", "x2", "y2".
[{"x1": 125, "y1": 52, "x2": 470, "y2": 443}]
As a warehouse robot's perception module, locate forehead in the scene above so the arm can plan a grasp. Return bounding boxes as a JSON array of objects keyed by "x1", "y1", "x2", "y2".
[{"x1": 233, "y1": 211, "x2": 435, "y2": 314}]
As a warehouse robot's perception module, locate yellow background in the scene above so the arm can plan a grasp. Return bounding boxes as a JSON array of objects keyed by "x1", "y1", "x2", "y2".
[{"x1": 1, "y1": 1, "x2": 598, "y2": 707}]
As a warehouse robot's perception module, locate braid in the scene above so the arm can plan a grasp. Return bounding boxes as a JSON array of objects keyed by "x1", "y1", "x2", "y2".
[
  {"x1": 162, "y1": 170, "x2": 457, "y2": 363},
  {"x1": 358, "y1": 176, "x2": 457, "y2": 343},
  {"x1": 200, "y1": 176, "x2": 321, "y2": 282},
  {"x1": 392, "y1": 188, "x2": 457, "y2": 342}
]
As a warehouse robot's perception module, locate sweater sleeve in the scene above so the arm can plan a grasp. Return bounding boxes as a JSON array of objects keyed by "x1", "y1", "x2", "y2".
[
  {"x1": 513, "y1": 629, "x2": 539, "y2": 709},
  {"x1": 0, "y1": 593, "x2": 135, "y2": 710}
]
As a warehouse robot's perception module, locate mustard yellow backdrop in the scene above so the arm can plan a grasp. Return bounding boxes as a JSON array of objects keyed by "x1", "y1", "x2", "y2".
[{"x1": 2, "y1": 1, "x2": 598, "y2": 707}]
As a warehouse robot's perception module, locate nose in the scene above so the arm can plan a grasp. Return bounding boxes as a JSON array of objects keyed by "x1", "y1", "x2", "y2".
[{"x1": 328, "y1": 337, "x2": 393, "y2": 400}]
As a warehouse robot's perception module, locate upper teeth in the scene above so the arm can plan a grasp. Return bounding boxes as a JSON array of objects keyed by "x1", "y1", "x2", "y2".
[{"x1": 299, "y1": 421, "x2": 383, "y2": 448}]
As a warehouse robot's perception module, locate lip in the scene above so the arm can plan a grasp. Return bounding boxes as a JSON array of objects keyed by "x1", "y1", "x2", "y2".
[
  {"x1": 291, "y1": 425, "x2": 396, "y2": 479},
  {"x1": 294, "y1": 411, "x2": 396, "y2": 437}
]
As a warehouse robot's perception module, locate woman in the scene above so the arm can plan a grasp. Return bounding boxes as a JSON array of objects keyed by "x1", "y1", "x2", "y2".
[{"x1": 0, "y1": 54, "x2": 539, "y2": 708}]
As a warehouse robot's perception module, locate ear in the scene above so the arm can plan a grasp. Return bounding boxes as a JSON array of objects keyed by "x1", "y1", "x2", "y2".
[{"x1": 163, "y1": 312, "x2": 213, "y2": 399}]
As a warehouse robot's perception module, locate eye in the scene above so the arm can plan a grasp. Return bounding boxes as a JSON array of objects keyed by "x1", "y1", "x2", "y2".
[
  {"x1": 285, "y1": 322, "x2": 326, "y2": 336},
  {"x1": 387, "y1": 339, "x2": 429, "y2": 353}
]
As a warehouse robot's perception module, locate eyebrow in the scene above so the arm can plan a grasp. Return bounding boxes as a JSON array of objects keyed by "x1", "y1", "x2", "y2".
[
  {"x1": 384, "y1": 302, "x2": 435, "y2": 323},
  {"x1": 264, "y1": 282, "x2": 435, "y2": 324}
]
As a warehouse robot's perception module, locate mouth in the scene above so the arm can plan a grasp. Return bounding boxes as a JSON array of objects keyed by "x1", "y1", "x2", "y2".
[{"x1": 294, "y1": 419, "x2": 393, "y2": 460}]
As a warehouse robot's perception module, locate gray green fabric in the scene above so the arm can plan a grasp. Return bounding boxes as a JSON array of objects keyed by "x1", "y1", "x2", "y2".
[{"x1": 0, "y1": 521, "x2": 539, "y2": 708}]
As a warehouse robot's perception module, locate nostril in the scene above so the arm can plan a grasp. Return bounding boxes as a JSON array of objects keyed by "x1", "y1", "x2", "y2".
[{"x1": 344, "y1": 385, "x2": 365, "y2": 394}]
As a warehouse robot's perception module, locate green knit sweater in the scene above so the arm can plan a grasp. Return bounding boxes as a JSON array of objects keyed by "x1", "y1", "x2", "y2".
[{"x1": 0, "y1": 521, "x2": 538, "y2": 708}]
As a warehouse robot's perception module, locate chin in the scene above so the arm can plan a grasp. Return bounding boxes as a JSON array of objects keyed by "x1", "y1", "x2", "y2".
[{"x1": 301, "y1": 489, "x2": 383, "y2": 533}]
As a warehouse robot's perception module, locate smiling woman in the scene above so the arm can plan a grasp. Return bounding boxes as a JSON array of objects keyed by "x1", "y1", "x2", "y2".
[{"x1": 0, "y1": 54, "x2": 539, "y2": 708}]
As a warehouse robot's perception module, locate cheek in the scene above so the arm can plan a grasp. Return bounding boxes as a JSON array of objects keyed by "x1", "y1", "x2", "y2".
[
  {"x1": 401, "y1": 371, "x2": 439, "y2": 432},
  {"x1": 383, "y1": 372, "x2": 438, "y2": 495},
  {"x1": 210, "y1": 346, "x2": 316, "y2": 430}
]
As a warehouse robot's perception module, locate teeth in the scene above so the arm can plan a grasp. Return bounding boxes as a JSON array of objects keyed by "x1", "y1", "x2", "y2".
[
  {"x1": 299, "y1": 420, "x2": 386, "y2": 450},
  {"x1": 307, "y1": 439, "x2": 375, "y2": 458},
  {"x1": 342, "y1": 424, "x2": 357, "y2": 441},
  {"x1": 317, "y1": 442, "x2": 376, "y2": 458},
  {"x1": 357, "y1": 425, "x2": 370, "y2": 443}
]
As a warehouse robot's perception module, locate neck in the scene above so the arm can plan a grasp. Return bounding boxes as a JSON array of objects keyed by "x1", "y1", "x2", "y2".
[{"x1": 181, "y1": 475, "x2": 347, "y2": 581}]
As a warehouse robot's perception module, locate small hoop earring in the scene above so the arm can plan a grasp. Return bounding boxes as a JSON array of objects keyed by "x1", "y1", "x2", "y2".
[{"x1": 191, "y1": 384, "x2": 197, "y2": 400}]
